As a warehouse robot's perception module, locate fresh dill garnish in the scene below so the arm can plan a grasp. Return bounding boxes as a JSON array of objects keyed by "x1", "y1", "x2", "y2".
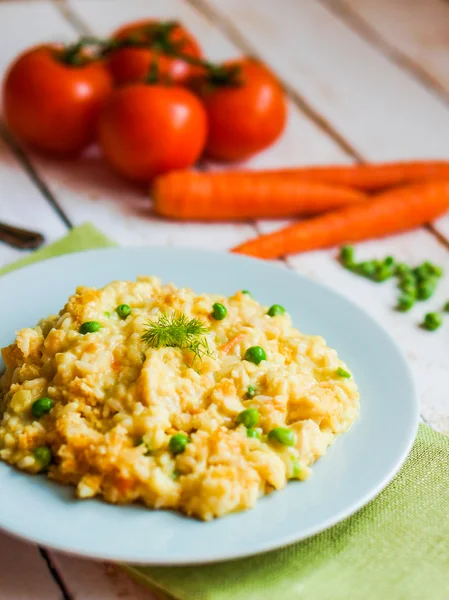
[{"x1": 141, "y1": 312, "x2": 212, "y2": 364}]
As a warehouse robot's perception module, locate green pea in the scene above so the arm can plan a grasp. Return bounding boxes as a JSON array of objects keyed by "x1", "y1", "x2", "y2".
[
  {"x1": 237, "y1": 408, "x2": 259, "y2": 428},
  {"x1": 413, "y1": 262, "x2": 441, "y2": 282},
  {"x1": 398, "y1": 281, "x2": 417, "y2": 297},
  {"x1": 383, "y1": 256, "x2": 395, "y2": 267},
  {"x1": 241, "y1": 290, "x2": 252, "y2": 297},
  {"x1": 31, "y1": 397, "x2": 53, "y2": 418},
  {"x1": 268, "y1": 427, "x2": 296, "y2": 447},
  {"x1": 79, "y1": 321, "x2": 101, "y2": 335},
  {"x1": 116, "y1": 304, "x2": 131, "y2": 319},
  {"x1": 427, "y1": 264, "x2": 443, "y2": 278},
  {"x1": 33, "y1": 446, "x2": 52, "y2": 470},
  {"x1": 422, "y1": 312, "x2": 443, "y2": 331},
  {"x1": 336, "y1": 367, "x2": 351, "y2": 378},
  {"x1": 169, "y1": 433, "x2": 190, "y2": 455},
  {"x1": 417, "y1": 278, "x2": 438, "y2": 301},
  {"x1": 396, "y1": 295, "x2": 415, "y2": 312},
  {"x1": 373, "y1": 264, "x2": 394, "y2": 282},
  {"x1": 247, "y1": 428, "x2": 261, "y2": 440},
  {"x1": 289, "y1": 456, "x2": 302, "y2": 479},
  {"x1": 395, "y1": 263, "x2": 411, "y2": 277},
  {"x1": 246, "y1": 385, "x2": 257, "y2": 399},
  {"x1": 356, "y1": 261, "x2": 377, "y2": 279},
  {"x1": 398, "y1": 273, "x2": 416, "y2": 287},
  {"x1": 416, "y1": 261, "x2": 443, "y2": 279},
  {"x1": 444, "y1": 301, "x2": 449, "y2": 313},
  {"x1": 211, "y1": 302, "x2": 227, "y2": 321},
  {"x1": 340, "y1": 245, "x2": 355, "y2": 266},
  {"x1": 244, "y1": 346, "x2": 267, "y2": 365},
  {"x1": 267, "y1": 304, "x2": 285, "y2": 317}
]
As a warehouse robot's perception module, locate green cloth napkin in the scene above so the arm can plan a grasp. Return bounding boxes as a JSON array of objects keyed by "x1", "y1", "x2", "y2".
[{"x1": 2, "y1": 224, "x2": 448, "y2": 600}]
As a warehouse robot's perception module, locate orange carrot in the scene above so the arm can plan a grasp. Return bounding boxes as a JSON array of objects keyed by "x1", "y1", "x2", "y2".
[
  {"x1": 219, "y1": 334, "x2": 244, "y2": 355},
  {"x1": 232, "y1": 181, "x2": 449, "y2": 259},
  {"x1": 152, "y1": 170, "x2": 367, "y2": 220},
  {"x1": 272, "y1": 160, "x2": 449, "y2": 192}
]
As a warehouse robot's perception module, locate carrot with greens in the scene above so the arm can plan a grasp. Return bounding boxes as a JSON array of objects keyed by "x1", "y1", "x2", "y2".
[
  {"x1": 232, "y1": 181, "x2": 449, "y2": 259},
  {"x1": 152, "y1": 170, "x2": 367, "y2": 220},
  {"x1": 271, "y1": 160, "x2": 449, "y2": 192}
]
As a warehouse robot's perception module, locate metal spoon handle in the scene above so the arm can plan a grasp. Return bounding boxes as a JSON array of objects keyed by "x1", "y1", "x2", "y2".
[{"x1": 0, "y1": 222, "x2": 45, "y2": 249}]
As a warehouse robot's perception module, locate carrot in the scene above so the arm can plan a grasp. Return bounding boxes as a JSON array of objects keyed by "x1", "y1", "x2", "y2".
[
  {"x1": 152, "y1": 170, "x2": 367, "y2": 221},
  {"x1": 232, "y1": 181, "x2": 449, "y2": 259},
  {"x1": 219, "y1": 334, "x2": 244, "y2": 355},
  {"x1": 271, "y1": 160, "x2": 449, "y2": 192}
]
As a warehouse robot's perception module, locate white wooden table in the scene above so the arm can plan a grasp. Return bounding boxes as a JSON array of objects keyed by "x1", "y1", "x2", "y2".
[{"x1": 1, "y1": 0, "x2": 448, "y2": 597}]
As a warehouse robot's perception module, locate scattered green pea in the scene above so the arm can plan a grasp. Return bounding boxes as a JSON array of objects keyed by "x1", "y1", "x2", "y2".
[
  {"x1": 211, "y1": 302, "x2": 227, "y2": 321},
  {"x1": 79, "y1": 321, "x2": 101, "y2": 335},
  {"x1": 237, "y1": 408, "x2": 259, "y2": 428},
  {"x1": 356, "y1": 261, "x2": 377, "y2": 279},
  {"x1": 289, "y1": 456, "x2": 302, "y2": 479},
  {"x1": 241, "y1": 290, "x2": 252, "y2": 297},
  {"x1": 244, "y1": 346, "x2": 267, "y2": 365},
  {"x1": 247, "y1": 428, "x2": 261, "y2": 440},
  {"x1": 422, "y1": 312, "x2": 443, "y2": 332},
  {"x1": 336, "y1": 367, "x2": 351, "y2": 378},
  {"x1": 413, "y1": 264, "x2": 428, "y2": 282},
  {"x1": 413, "y1": 262, "x2": 442, "y2": 282},
  {"x1": 268, "y1": 427, "x2": 296, "y2": 446},
  {"x1": 396, "y1": 295, "x2": 415, "y2": 312},
  {"x1": 384, "y1": 256, "x2": 395, "y2": 267},
  {"x1": 267, "y1": 304, "x2": 285, "y2": 317},
  {"x1": 340, "y1": 245, "x2": 355, "y2": 266},
  {"x1": 373, "y1": 264, "x2": 394, "y2": 282},
  {"x1": 169, "y1": 433, "x2": 190, "y2": 455},
  {"x1": 399, "y1": 272, "x2": 416, "y2": 285},
  {"x1": 398, "y1": 278, "x2": 417, "y2": 295},
  {"x1": 428, "y1": 264, "x2": 443, "y2": 278},
  {"x1": 31, "y1": 397, "x2": 53, "y2": 418},
  {"x1": 395, "y1": 263, "x2": 411, "y2": 277},
  {"x1": 444, "y1": 301, "x2": 449, "y2": 313},
  {"x1": 246, "y1": 385, "x2": 257, "y2": 399},
  {"x1": 417, "y1": 278, "x2": 438, "y2": 301},
  {"x1": 116, "y1": 304, "x2": 131, "y2": 319},
  {"x1": 33, "y1": 446, "x2": 52, "y2": 470}
]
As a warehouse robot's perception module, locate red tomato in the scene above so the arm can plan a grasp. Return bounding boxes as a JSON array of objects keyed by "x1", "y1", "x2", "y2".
[
  {"x1": 191, "y1": 58, "x2": 287, "y2": 162},
  {"x1": 107, "y1": 20, "x2": 202, "y2": 85},
  {"x1": 3, "y1": 45, "x2": 112, "y2": 156},
  {"x1": 98, "y1": 83, "x2": 207, "y2": 182}
]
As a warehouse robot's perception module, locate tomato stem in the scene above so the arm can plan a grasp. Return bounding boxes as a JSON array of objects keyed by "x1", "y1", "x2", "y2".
[
  {"x1": 60, "y1": 31, "x2": 245, "y2": 87},
  {"x1": 145, "y1": 58, "x2": 161, "y2": 84},
  {"x1": 60, "y1": 37, "x2": 105, "y2": 66}
]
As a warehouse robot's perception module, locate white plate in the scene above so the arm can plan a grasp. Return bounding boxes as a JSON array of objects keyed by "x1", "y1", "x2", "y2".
[{"x1": 0, "y1": 248, "x2": 418, "y2": 564}]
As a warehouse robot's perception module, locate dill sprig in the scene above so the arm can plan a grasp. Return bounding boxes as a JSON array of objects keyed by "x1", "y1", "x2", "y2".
[{"x1": 141, "y1": 312, "x2": 212, "y2": 364}]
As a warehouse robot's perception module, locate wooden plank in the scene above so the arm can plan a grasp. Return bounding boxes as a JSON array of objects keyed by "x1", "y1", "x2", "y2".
[
  {"x1": 203, "y1": 0, "x2": 449, "y2": 160},
  {"x1": 49, "y1": 553, "x2": 157, "y2": 599},
  {"x1": 0, "y1": 532, "x2": 62, "y2": 599},
  {"x1": 335, "y1": 0, "x2": 449, "y2": 98},
  {"x1": 0, "y1": 136, "x2": 67, "y2": 269}
]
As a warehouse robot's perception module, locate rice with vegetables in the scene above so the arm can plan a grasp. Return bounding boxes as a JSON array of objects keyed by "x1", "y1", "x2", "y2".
[{"x1": 0, "y1": 277, "x2": 359, "y2": 520}]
